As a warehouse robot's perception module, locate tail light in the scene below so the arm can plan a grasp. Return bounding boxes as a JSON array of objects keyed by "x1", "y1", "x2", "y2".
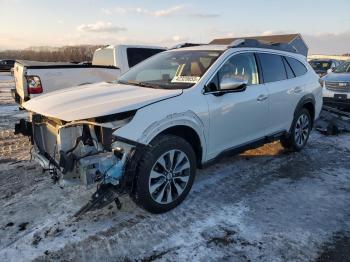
[{"x1": 26, "y1": 76, "x2": 43, "y2": 94}]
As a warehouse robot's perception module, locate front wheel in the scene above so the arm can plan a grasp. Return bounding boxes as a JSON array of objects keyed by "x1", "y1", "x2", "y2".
[
  {"x1": 133, "y1": 135, "x2": 196, "y2": 213},
  {"x1": 280, "y1": 109, "x2": 312, "y2": 151}
]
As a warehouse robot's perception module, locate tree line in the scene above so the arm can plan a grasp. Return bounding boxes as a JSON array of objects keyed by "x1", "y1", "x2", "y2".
[{"x1": 0, "y1": 45, "x2": 104, "y2": 62}]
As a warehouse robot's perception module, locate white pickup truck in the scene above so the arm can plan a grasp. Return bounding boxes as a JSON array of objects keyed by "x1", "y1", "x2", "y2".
[{"x1": 11, "y1": 44, "x2": 165, "y2": 107}]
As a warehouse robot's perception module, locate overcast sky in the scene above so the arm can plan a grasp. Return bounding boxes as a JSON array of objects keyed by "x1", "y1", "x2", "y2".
[{"x1": 1, "y1": 0, "x2": 349, "y2": 54}]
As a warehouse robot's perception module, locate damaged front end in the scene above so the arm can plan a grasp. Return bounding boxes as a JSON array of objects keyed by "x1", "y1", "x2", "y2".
[{"x1": 20, "y1": 110, "x2": 142, "y2": 215}]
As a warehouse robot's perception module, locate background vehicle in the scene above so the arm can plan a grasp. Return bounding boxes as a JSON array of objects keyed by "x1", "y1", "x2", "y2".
[
  {"x1": 0, "y1": 59, "x2": 15, "y2": 72},
  {"x1": 11, "y1": 45, "x2": 165, "y2": 107},
  {"x1": 321, "y1": 60, "x2": 350, "y2": 109},
  {"x1": 20, "y1": 37, "x2": 322, "y2": 214},
  {"x1": 309, "y1": 59, "x2": 341, "y2": 77}
]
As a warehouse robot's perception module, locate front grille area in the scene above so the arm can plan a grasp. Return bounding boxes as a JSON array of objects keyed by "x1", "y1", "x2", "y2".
[{"x1": 325, "y1": 81, "x2": 350, "y2": 92}]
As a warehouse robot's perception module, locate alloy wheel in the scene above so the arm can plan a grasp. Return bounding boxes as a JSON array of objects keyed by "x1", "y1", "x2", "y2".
[
  {"x1": 148, "y1": 149, "x2": 191, "y2": 205},
  {"x1": 294, "y1": 113, "x2": 310, "y2": 147}
]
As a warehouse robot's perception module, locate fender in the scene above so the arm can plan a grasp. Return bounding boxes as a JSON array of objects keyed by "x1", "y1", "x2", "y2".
[
  {"x1": 294, "y1": 94, "x2": 315, "y2": 117},
  {"x1": 139, "y1": 110, "x2": 207, "y2": 161},
  {"x1": 290, "y1": 94, "x2": 316, "y2": 134}
]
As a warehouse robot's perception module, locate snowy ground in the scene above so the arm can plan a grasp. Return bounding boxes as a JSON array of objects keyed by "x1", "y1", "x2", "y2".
[{"x1": 0, "y1": 73, "x2": 349, "y2": 262}]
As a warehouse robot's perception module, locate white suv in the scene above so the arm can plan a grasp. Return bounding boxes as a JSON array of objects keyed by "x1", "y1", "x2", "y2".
[{"x1": 22, "y1": 39, "x2": 322, "y2": 213}]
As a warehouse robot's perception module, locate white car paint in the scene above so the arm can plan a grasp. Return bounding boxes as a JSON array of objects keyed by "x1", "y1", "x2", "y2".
[
  {"x1": 23, "y1": 82, "x2": 182, "y2": 121},
  {"x1": 114, "y1": 46, "x2": 322, "y2": 162},
  {"x1": 26, "y1": 44, "x2": 322, "y2": 178}
]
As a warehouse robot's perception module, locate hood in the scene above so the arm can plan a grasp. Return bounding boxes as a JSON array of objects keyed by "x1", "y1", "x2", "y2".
[
  {"x1": 322, "y1": 72, "x2": 350, "y2": 82},
  {"x1": 23, "y1": 82, "x2": 182, "y2": 121}
]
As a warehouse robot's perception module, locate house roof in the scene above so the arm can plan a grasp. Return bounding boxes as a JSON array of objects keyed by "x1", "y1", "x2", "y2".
[{"x1": 210, "y1": 34, "x2": 301, "y2": 45}]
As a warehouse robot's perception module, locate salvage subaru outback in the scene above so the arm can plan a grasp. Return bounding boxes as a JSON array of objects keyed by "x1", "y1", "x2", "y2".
[{"x1": 19, "y1": 39, "x2": 322, "y2": 214}]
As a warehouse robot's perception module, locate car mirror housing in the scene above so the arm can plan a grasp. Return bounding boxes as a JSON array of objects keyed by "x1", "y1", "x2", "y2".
[
  {"x1": 327, "y1": 68, "x2": 333, "y2": 74},
  {"x1": 219, "y1": 77, "x2": 248, "y2": 91}
]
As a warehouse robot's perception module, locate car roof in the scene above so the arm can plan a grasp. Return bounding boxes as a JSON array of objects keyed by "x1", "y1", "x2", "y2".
[
  {"x1": 104, "y1": 44, "x2": 166, "y2": 50},
  {"x1": 171, "y1": 45, "x2": 228, "y2": 51},
  {"x1": 170, "y1": 44, "x2": 306, "y2": 60}
]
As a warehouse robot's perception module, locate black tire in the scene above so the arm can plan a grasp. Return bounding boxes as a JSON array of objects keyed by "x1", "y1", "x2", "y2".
[
  {"x1": 280, "y1": 108, "x2": 312, "y2": 151},
  {"x1": 133, "y1": 135, "x2": 196, "y2": 213}
]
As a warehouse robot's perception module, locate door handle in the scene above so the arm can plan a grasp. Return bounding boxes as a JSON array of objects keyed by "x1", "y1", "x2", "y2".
[
  {"x1": 293, "y1": 87, "x2": 303, "y2": 93},
  {"x1": 257, "y1": 94, "x2": 268, "y2": 101}
]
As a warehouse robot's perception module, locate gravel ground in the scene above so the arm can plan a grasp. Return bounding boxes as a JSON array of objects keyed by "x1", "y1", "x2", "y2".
[{"x1": 0, "y1": 73, "x2": 349, "y2": 262}]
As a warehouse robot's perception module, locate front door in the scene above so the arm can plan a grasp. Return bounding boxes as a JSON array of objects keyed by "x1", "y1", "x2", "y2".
[{"x1": 205, "y1": 52, "x2": 269, "y2": 159}]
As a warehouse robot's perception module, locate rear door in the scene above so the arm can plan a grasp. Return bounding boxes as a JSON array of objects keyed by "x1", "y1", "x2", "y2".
[{"x1": 257, "y1": 53, "x2": 306, "y2": 134}]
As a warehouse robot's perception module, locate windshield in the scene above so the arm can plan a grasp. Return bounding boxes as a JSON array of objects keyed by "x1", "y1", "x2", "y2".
[
  {"x1": 309, "y1": 60, "x2": 331, "y2": 71},
  {"x1": 118, "y1": 50, "x2": 222, "y2": 89},
  {"x1": 333, "y1": 61, "x2": 350, "y2": 73}
]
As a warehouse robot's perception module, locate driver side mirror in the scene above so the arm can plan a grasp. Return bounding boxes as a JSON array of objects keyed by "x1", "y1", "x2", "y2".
[
  {"x1": 327, "y1": 68, "x2": 333, "y2": 74},
  {"x1": 220, "y1": 77, "x2": 248, "y2": 92}
]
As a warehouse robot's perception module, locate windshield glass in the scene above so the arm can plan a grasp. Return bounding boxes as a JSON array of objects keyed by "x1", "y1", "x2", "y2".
[
  {"x1": 333, "y1": 61, "x2": 350, "y2": 73},
  {"x1": 310, "y1": 60, "x2": 331, "y2": 71},
  {"x1": 118, "y1": 50, "x2": 222, "y2": 89}
]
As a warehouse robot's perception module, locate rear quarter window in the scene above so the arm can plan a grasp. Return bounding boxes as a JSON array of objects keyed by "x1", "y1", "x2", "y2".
[
  {"x1": 285, "y1": 57, "x2": 307, "y2": 77},
  {"x1": 257, "y1": 53, "x2": 287, "y2": 83},
  {"x1": 127, "y1": 48, "x2": 164, "y2": 68}
]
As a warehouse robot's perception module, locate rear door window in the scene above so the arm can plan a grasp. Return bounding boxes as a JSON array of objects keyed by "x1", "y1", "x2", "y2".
[
  {"x1": 285, "y1": 57, "x2": 307, "y2": 77},
  {"x1": 127, "y1": 48, "x2": 164, "y2": 68},
  {"x1": 257, "y1": 53, "x2": 287, "y2": 83},
  {"x1": 282, "y1": 57, "x2": 295, "y2": 79}
]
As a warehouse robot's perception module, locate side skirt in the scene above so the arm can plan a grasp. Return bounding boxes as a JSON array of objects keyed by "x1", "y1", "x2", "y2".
[{"x1": 201, "y1": 131, "x2": 287, "y2": 168}]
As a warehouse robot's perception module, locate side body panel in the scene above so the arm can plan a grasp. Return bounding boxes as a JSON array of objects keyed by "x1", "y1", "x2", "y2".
[
  {"x1": 26, "y1": 67, "x2": 120, "y2": 99},
  {"x1": 115, "y1": 88, "x2": 210, "y2": 162}
]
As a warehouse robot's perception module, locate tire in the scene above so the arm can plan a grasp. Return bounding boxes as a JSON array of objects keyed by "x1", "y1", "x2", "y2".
[
  {"x1": 280, "y1": 108, "x2": 312, "y2": 151},
  {"x1": 133, "y1": 135, "x2": 196, "y2": 213}
]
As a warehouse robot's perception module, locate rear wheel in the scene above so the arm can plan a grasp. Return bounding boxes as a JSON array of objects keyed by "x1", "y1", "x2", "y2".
[
  {"x1": 133, "y1": 135, "x2": 196, "y2": 213},
  {"x1": 280, "y1": 108, "x2": 312, "y2": 151}
]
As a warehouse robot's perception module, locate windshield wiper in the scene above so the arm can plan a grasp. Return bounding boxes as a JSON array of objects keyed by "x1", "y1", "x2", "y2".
[{"x1": 119, "y1": 80, "x2": 163, "y2": 89}]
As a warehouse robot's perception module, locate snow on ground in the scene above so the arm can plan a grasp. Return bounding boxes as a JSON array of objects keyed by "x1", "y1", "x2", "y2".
[{"x1": 0, "y1": 74, "x2": 349, "y2": 261}]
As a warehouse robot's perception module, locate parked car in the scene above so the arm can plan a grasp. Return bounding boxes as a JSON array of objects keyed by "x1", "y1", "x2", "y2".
[
  {"x1": 0, "y1": 59, "x2": 15, "y2": 72},
  {"x1": 11, "y1": 45, "x2": 166, "y2": 107},
  {"x1": 309, "y1": 59, "x2": 341, "y2": 77},
  {"x1": 321, "y1": 60, "x2": 350, "y2": 109},
  {"x1": 19, "y1": 39, "x2": 322, "y2": 214}
]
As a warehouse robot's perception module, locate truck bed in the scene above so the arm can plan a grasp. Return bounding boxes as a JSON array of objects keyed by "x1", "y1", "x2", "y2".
[{"x1": 16, "y1": 60, "x2": 119, "y2": 69}]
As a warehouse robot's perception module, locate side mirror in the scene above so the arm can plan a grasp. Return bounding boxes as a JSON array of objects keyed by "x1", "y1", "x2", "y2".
[
  {"x1": 327, "y1": 68, "x2": 333, "y2": 74},
  {"x1": 220, "y1": 77, "x2": 248, "y2": 91}
]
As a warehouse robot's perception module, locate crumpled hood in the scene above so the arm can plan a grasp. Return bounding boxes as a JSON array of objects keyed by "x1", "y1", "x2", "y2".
[
  {"x1": 322, "y1": 72, "x2": 350, "y2": 82},
  {"x1": 23, "y1": 82, "x2": 182, "y2": 121}
]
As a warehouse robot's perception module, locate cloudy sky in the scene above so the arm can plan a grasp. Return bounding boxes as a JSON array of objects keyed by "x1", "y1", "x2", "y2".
[{"x1": 0, "y1": 0, "x2": 349, "y2": 54}]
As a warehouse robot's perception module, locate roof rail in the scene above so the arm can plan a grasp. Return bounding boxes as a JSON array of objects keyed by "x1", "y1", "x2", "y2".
[
  {"x1": 169, "y1": 43, "x2": 205, "y2": 50},
  {"x1": 228, "y1": 38, "x2": 299, "y2": 54}
]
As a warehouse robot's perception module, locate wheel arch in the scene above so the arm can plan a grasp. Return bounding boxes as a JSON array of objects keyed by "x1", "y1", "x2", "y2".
[
  {"x1": 294, "y1": 94, "x2": 316, "y2": 127},
  {"x1": 152, "y1": 125, "x2": 203, "y2": 167}
]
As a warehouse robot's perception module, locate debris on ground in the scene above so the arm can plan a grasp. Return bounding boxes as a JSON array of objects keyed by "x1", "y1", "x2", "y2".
[{"x1": 316, "y1": 105, "x2": 350, "y2": 135}]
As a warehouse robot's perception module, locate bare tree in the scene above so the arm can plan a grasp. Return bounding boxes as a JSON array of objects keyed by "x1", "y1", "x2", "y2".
[{"x1": 0, "y1": 45, "x2": 105, "y2": 62}]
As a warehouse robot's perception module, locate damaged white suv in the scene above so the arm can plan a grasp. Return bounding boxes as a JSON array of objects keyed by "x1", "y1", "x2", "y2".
[{"x1": 20, "y1": 39, "x2": 322, "y2": 214}]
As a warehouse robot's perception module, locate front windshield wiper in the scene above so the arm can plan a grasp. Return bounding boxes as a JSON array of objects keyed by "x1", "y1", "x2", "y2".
[{"x1": 118, "y1": 80, "x2": 162, "y2": 89}]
